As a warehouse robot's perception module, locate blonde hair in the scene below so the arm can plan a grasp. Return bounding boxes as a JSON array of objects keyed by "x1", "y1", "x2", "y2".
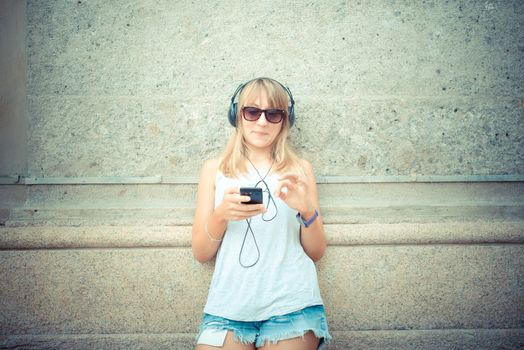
[{"x1": 219, "y1": 78, "x2": 302, "y2": 177}]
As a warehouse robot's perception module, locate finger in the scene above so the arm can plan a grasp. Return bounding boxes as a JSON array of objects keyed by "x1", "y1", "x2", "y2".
[
  {"x1": 294, "y1": 176, "x2": 308, "y2": 186},
  {"x1": 278, "y1": 173, "x2": 300, "y2": 182},
  {"x1": 238, "y1": 203, "x2": 266, "y2": 212},
  {"x1": 277, "y1": 191, "x2": 288, "y2": 201},
  {"x1": 275, "y1": 179, "x2": 292, "y2": 192},
  {"x1": 275, "y1": 179, "x2": 295, "y2": 196},
  {"x1": 239, "y1": 195, "x2": 252, "y2": 203},
  {"x1": 224, "y1": 187, "x2": 240, "y2": 195},
  {"x1": 281, "y1": 174, "x2": 308, "y2": 188},
  {"x1": 225, "y1": 192, "x2": 251, "y2": 204},
  {"x1": 230, "y1": 206, "x2": 266, "y2": 220}
]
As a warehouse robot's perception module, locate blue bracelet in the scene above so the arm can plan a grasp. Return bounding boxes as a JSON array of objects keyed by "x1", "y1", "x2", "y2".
[{"x1": 296, "y1": 209, "x2": 319, "y2": 228}]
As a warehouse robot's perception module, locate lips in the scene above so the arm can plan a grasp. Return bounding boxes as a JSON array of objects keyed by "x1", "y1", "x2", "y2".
[{"x1": 251, "y1": 131, "x2": 268, "y2": 136}]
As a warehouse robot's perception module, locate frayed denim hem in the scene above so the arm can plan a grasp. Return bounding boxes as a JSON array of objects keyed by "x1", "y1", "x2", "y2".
[
  {"x1": 255, "y1": 327, "x2": 332, "y2": 349},
  {"x1": 196, "y1": 324, "x2": 257, "y2": 346},
  {"x1": 197, "y1": 305, "x2": 332, "y2": 348},
  {"x1": 230, "y1": 328, "x2": 257, "y2": 345}
]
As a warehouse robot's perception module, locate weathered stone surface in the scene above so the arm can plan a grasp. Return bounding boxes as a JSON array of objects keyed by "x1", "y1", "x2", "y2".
[
  {"x1": 0, "y1": 248, "x2": 212, "y2": 335},
  {"x1": 294, "y1": 98, "x2": 524, "y2": 176},
  {"x1": 14, "y1": 181, "x2": 524, "y2": 208},
  {"x1": 1, "y1": 222, "x2": 523, "y2": 249},
  {"x1": 26, "y1": 95, "x2": 524, "y2": 177},
  {"x1": 25, "y1": 1, "x2": 524, "y2": 98},
  {"x1": 2, "y1": 1, "x2": 524, "y2": 349},
  {"x1": 2, "y1": 181, "x2": 521, "y2": 227},
  {"x1": 0, "y1": 0, "x2": 27, "y2": 177},
  {"x1": 24, "y1": 0, "x2": 524, "y2": 178},
  {"x1": 319, "y1": 245, "x2": 524, "y2": 331},
  {"x1": 2, "y1": 329, "x2": 524, "y2": 350},
  {"x1": 1, "y1": 244, "x2": 522, "y2": 334}
]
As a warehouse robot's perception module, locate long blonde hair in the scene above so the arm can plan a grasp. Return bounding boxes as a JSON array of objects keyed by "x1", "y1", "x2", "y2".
[{"x1": 219, "y1": 78, "x2": 302, "y2": 177}]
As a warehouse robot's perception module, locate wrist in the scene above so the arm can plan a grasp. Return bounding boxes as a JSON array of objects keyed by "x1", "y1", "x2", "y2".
[
  {"x1": 299, "y1": 205, "x2": 316, "y2": 218},
  {"x1": 208, "y1": 211, "x2": 228, "y2": 232},
  {"x1": 205, "y1": 212, "x2": 227, "y2": 242},
  {"x1": 211, "y1": 208, "x2": 228, "y2": 225}
]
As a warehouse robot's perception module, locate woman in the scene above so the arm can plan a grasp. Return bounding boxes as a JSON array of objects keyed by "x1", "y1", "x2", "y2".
[{"x1": 192, "y1": 77, "x2": 331, "y2": 349}]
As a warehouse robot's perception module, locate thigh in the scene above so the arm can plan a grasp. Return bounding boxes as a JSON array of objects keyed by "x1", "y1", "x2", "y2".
[
  {"x1": 196, "y1": 330, "x2": 256, "y2": 350},
  {"x1": 256, "y1": 330, "x2": 319, "y2": 350},
  {"x1": 255, "y1": 305, "x2": 331, "y2": 349}
]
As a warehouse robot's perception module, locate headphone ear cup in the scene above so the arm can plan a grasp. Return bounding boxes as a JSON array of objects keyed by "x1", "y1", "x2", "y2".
[
  {"x1": 288, "y1": 106, "x2": 295, "y2": 127},
  {"x1": 228, "y1": 102, "x2": 238, "y2": 127}
]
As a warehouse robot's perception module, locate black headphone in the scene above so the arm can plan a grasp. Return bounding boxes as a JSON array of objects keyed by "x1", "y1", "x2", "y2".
[{"x1": 228, "y1": 77, "x2": 295, "y2": 127}]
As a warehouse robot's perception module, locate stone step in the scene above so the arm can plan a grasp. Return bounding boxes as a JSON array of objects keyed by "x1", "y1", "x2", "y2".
[
  {"x1": 3, "y1": 182, "x2": 522, "y2": 208},
  {"x1": 1, "y1": 222, "x2": 523, "y2": 249},
  {"x1": 1, "y1": 182, "x2": 522, "y2": 349},
  {"x1": 3, "y1": 203, "x2": 523, "y2": 227},
  {"x1": 1, "y1": 329, "x2": 523, "y2": 350},
  {"x1": 1, "y1": 243, "x2": 523, "y2": 339},
  {"x1": 1, "y1": 223, "x2": 523, "y2": 332},
  {"x1": 2, "y1": 181, "x2": 522, "y2": 226}
]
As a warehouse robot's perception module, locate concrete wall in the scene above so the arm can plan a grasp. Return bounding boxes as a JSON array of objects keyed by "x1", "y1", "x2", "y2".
[
  {"x1": 1, "y1": 1, "x2": 524, "y2": 349},
  {"x1": 1, "y1": 236, "x2": 523, "y2": 349},
  {"x1": 0, "y1": 0, "x2": 27, "y2": 177},
  {"x1": 23, "y1": 0, "x2": 524, "y2": 178}
]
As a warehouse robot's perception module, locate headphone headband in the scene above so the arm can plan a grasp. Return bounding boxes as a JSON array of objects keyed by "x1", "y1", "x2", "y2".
[{"x1": 228, "y1": 78, "x2": 296, "y2": 127}]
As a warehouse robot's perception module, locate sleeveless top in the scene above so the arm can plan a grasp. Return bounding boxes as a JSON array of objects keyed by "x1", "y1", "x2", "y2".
[{"x1": 203, "y1": 168, "x2": 324, "y2": 321}]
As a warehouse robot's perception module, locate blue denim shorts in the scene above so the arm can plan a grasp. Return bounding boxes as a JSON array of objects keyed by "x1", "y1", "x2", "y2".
[{"x1": 196, "y1": 304, "x2": 332, "y2": 349}]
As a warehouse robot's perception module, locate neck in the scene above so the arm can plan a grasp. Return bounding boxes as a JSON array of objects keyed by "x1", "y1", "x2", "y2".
[{"x1": 245, "y1": 147, "x2": 274, "y2": 170}]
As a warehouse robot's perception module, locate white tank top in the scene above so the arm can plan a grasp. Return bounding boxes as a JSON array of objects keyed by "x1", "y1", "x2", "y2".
[{"x1": 203, "y1": 168, "x2": 324, "y2": 321}]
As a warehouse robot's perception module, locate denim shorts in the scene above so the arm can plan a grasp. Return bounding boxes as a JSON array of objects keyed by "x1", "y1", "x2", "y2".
[{"x1": 196, "y1": 304, "x2": 332, "y2": 349}]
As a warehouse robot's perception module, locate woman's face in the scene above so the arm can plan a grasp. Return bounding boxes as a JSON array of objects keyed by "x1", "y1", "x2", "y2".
[{"x1": 240, "y1": 91, "x2": 284, "y2": 153}]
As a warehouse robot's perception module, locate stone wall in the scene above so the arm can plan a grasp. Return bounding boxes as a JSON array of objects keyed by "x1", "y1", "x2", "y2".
[
  {"x1": 1, "y1": 1, "x2": 523, "y2": 349},
  {"x1": 0, "y1": 0, "x2": 27, "y2": 177},
  {"x1": 18, "y1": 0, "x2": 524, "y2": 179}
]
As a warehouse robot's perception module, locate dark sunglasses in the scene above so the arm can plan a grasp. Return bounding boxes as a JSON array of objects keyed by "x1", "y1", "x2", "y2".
[{"x1": 242, "y1": 106, "x2": 286, "y2": 124}]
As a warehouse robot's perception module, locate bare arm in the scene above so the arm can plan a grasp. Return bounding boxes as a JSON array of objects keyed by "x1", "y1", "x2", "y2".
[
  {"x1": 191, "y1": 159, "x2": 266, "y2": 263},
  {"x1": 191, "y1": 159, "x2": 224, "y2": 263},
  {"x1": 274, "y1": 160, "x2": 327, "y2": 262},
  {"x1": 297, "y1": 160, "x2": 326, "y2": 261}
]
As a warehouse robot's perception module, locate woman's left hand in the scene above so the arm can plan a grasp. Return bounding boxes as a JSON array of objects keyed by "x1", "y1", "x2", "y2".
[{"x1": 274, "y1": 172, "x2": 314, "y2": 214}]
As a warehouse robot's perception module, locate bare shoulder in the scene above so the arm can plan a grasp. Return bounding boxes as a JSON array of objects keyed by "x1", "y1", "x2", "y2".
[
  {"x1": 198, "y1": 158, "x2": 220, "y2": 183},
  {"x1": 202, "y1": 158, "x2": 219, "y2": 172},
  {"x1": 298, "y1": 158, "x2": 315, "y2": 176}
]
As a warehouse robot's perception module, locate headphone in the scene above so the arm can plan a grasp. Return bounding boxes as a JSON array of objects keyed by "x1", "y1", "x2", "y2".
[{"x1": 228, "y1": 77, "x2": 296, "y2": 127}]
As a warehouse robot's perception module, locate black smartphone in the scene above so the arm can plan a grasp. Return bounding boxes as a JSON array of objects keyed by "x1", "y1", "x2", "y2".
[{"x1": 240, "y1": 187, "x2": 263, "y2": 205}]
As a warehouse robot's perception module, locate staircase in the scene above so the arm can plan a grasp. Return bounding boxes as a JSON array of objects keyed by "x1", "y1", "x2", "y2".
[{"x1": 1, "y1": 180, "x2": 523, "y2": 349}]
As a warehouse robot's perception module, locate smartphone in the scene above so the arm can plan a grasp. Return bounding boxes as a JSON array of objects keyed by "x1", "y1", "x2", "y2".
[{"x1": 240, "y1": 187, "x2": 263, "y2": 205}]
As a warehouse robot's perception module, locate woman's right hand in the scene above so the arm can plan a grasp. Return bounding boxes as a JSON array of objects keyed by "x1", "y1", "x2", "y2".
[{"x1": 215, "y1": 187, "x2": 266, "y2": 222}]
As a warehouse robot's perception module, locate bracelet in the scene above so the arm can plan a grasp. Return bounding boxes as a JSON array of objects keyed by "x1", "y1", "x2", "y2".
[
  {"x1": 205, "y1": 222, "x2": 223, "y2": 242},
  {"x1": 296, "y1": 209, "x2": 319, "y2": 228}
]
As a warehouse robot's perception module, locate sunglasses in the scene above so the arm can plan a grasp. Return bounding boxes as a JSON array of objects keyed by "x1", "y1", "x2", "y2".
[{"x1": 242, "y1": 106, "x2": 286, "y2": 124}]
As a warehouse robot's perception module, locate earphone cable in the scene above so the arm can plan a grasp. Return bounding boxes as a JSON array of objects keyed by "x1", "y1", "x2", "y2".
[{"x1": 238, "y1": 159, "x2": 278, "y2": 268}]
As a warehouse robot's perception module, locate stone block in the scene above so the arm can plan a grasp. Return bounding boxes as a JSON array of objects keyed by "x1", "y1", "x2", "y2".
[
  {"x1": 319, "y1": 245, "x2": 524, "y2": 330},
  {"x1": 0, "y1": 248, "x2": 213, "y2": 334},
  {"x1": 26, "y1": 95, "x2": 524, "y2": 177},
  {"x1": 26, "y1": 1, "x2": 524, "y2": 98},
  {"x1": 1, "y1": 243, "x2": 522, "y2": 334},
  {"x1": 0, "y1": 0, "x2": 28, "y2": 176},
  {"x1": 2, "y1": 329, "x2": 523, "y2": 350},
  {"x1": 23, "y1": 0, "x2": 524, "y2": 178}
]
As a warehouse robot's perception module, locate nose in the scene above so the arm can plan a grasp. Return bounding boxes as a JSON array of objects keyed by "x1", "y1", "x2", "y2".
[{"x1": 256, "y1": 111, "x2": 269, "y2": 126}]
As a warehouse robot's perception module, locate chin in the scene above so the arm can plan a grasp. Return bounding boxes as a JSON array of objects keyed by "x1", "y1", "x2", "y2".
[{"x1": 249, "y1": 141, "x2": 272, "y2": 150}]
